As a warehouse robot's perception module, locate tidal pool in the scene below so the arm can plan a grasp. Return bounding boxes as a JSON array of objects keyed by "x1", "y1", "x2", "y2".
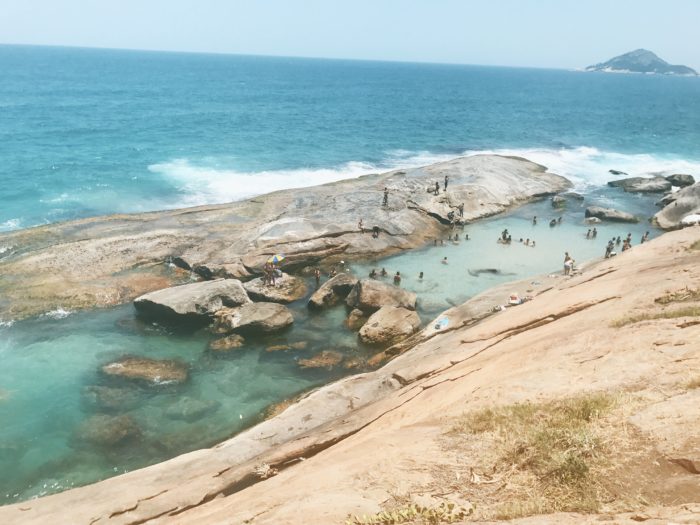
[{"x1": 0, "y1": 187, "x2": 662, "y2": 503}]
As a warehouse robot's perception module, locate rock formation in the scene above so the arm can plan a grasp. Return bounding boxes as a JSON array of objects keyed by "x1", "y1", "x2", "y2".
[
  {"x1": 358, "y1": 306, "x2": 421, "y2": 346},
  {"x1": 100, "y1": 356, "x2": 189, "y2": 385},
  {"x1": 307, "y1": 273, "x2": 358, "y2": 309},
  {"x1": 0, "y1": 155, "x2": 570, "y2": 320},
  {"x1": 134, "y1": 279, "x2": 250, "y2": 321},
  {"x1": 653, "y1": 182, "x2": 700, "y2": 229},
  {"x1": 585, "y1": 206, "x2": 639, "y2": 223},
  {"x1": 607, "y1": 176, "x2": 672, "y2": 193},
  {"x1": 666, "y1": 174, "x2": 695, "y2": 188},
  {"x1": 346, "y1": 279, "x2": 417, "y2": 313},
  {"x1": 214, "y1": 302, "x2": 294, "y2": 334},
  {"x1": 243, "y1": 273, "x2": 308, "y2": 303}
]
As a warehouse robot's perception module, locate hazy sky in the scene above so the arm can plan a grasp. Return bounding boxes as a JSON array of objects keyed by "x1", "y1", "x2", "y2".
[{"x1": 2, "y1": 0, "x2": 699, "y2": 69}]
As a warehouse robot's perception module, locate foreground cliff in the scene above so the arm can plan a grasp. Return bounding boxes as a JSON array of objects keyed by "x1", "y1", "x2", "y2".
[
  {"x1": 0, "y1": 154, "x2": 569, "y2": 321},
  {"x1": 3, "y1": 227, "x2": 698, "y2": 524}
]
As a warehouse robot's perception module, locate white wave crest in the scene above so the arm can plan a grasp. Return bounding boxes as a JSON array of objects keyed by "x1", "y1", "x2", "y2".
[
  {"x1": 463, "y1": 146, "x2": 700, "y2": 190},
  {"x1": 149, "y1": 146, "x2": 700, "y2": 207},
  {"x1": 0, "y1": 319, "x2": 15, "y2": 329},
  {"x1": 0, "y1": 218, "x2": 21, "y2": 231},
  {"x1": 42, "y1": 307, "x2": 73, "y2": 320}
]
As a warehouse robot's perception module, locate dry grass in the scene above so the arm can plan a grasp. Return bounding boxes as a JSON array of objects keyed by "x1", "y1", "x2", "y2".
[
  {"x1": 689, "y1": 239, "x2": 700, "y2": 251},
  {"x1": 446, "y1": 393, "x2": 616, "y2": 519},
  {"x1": 654, "y1": 287, "x2": 700, "y2": 305},
  {"x1": 611, "y1": 305, "x2": 700, "y2": 327}
]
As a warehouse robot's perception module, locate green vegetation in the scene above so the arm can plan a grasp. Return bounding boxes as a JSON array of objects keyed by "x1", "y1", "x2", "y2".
[
  {"x1": 611, "y1": 306, "x2": 700, "y2": 327},
  {"x1": 449, "y1": 393, "x2": 615, "y2": 517},
  {"x1": 345, "y1": 502, "x2": 472, "y2": 524}
]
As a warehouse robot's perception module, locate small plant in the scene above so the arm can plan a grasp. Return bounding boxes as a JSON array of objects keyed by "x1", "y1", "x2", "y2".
[
  {"x1": 655, "y1": 287, "x2": 700, "y2": 305},
  {"x1": 611, "y1": 306, "x2": 700, "y2": 327},
  {"x1": 345, "y1": 501, "x2": 472, "y2": 524}
]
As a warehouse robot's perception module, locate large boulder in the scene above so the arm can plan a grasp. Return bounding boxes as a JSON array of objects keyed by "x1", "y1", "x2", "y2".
[
  {"x1": 358, "y1": 306, "x2": 421, "y2": 346},
  {"x1": 345, "y1": 308, "x2": 368, "y2": 331},
  {"x1": 585, "y1": 206, "x2": 639, "y2": 223},
  {"x1": 308, "y1": 273, "x2": 358, "y2": 309},
  {"x1": 101, "y1": 357, "x2": 189, "y2": 385},
  {"x1": 607, "y1": 176, "x2": 672, "y2": 193},
  {"x1": 214, "y1": 302, "x2": 294, "y2": 334},
  {"x1": 75, "y1": 414, "x2": 141, "y2": 447},
  {"x1": 665, "y1": 174, "x2": 695, "y2": 188},
  {"x1": 134, "y1": 279, "x2": 250, "y2": 321},
  {"x1": 346, "y1": 280, "x2": 417, "y2": 314},
  {"x1": 243, "y1": 273, "x2": 308, "y2": 303},
  {"x1": 653, "y1": 183, "x2": 700, "y2": 229}
]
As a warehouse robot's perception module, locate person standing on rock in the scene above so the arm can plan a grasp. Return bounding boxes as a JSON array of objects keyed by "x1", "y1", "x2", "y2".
[
  {"x1": 444, "y1": 175, "x2": 449, "y2": 191},
  {"x1": 458, "y1": 202, "x2": 464, "y2": 217},
  {"x1": 314, "y1": 267, "x2": 321, "y2": 286},
  {"x1": 382, "y1": 187, "x2": 389, "y2": 206},
  {"x1": 563, "y1": 252, "x2": 573, "y2": 276},
  {"x1": 532, "y1": 216, "x2": 537, "y2": 225},
  {"x1": 434, "y1": 181, "x2": 440, "y2": 196},
  {"x1": 358, "y1": 218, "x2": 364, "y2": 233}
]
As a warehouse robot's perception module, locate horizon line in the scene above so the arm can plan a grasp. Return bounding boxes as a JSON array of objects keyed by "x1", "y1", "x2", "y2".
[{"x1": 0, "y1": 41, "x2": 581, "y2": 72}]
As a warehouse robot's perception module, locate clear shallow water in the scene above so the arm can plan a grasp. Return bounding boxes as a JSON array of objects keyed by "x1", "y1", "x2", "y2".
[
  {"x1": 0, "y1": 190, "x2": 661, "y2": 502},
  {"x1": 1, "y1": 44, "x2": 700, "y2": 230}
]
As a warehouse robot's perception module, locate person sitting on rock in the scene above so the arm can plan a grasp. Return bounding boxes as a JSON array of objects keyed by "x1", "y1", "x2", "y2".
[
  {"x1": 372, "y1": 226, "x2": 380, "y2": 238},
  {"x1": 329, "y1": 267, "x2": 337, "y2": 278},
  {"x1": 393, "y1": 271, "x2": 401, "y2": 285},
  {"x1": 382, "y1": 187, "x2": 389, "y2": 206}
]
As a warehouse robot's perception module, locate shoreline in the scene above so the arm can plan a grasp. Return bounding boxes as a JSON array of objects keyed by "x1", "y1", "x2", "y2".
[
  {"x1": 0, "y1": 154, "x2": 571, "y2": 321},
  {"x1": 2, "y1": 226, "x2": 697, "y2": 523}
]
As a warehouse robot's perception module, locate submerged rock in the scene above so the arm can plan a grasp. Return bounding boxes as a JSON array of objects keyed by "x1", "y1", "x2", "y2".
[
  {"x1": 654, "y1": 183, "x2": 700, "y2": 229},
  {"x1": 298, "y1": 350, "x2": 344, "y2": 369},
  {"x1": 585, "y1": 206, "x2": 639, "y2": 223},
  {"x1": 345, "y1": 308, "x2": 368, "y2": 331},
  {"x1": 207, "y1": 334, "x2": 245, "y2": 352},
  {"x1": 214, "y1": 302, "x2": 294, "y2": 334},
  {"x1": 134, "y1": 279, "x2": 250, "y2": 322},
  {"x1": 609, "y1": 169, "x2": 628, "y2": 176},
  {"x1": 608, "y1": 176, "x2": 672, "y2": 193},
  {"x1": 551, "y1": 195, "x2": 567, "y2": 208},
  {"x1": 82, "y1": 385, "x2": 141, "y2": 412},
  {"x1": 665, "y1": 174, "x2": 695, "y2": 188},
  {"x1": 243, "y1": 273, "x2": 308, "y2": 303},
  {"x1": 308, "y1": 273, "x2": 358, "y2": 309},
  {"x1": 101, "y1": 357, "x2": 189, "y2": 385},
  {"x1": 165, "y1": 397, "x2": 221, "y2": 422},
  {"x1": 346, "y1": 279, "x2": 417, "y2": 314},
  {"x1": 75, "y1": 414, "x2": 141, "y2": 447},
  {"x1": 358, "y1": 306, "x2": 421, "y2": 346}
]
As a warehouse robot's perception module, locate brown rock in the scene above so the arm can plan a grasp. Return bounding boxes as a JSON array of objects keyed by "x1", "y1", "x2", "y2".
[
  {"x1": 101, "y1": 357, "x2": 189, "y2": 385},
  {"x1": 358, "y1": 306, "x2": 421, "y2": 346},
  {"x1": 208, "y1": 334, "x2": 245, "y2": 352},
  {"x1": 214, "y1": 302, "x2": 294, "y2": 334},
  {"x1": 346, "y1": 280, "x2": 417, "y2": 314},
  {"x1": 243, "y1": 273, "x2": 308, "y2": 303},
  {"x1": 298, "y1": 350, "x2": 344, "y2": 369},
  {"x1": 308, "y1": 273, "x2": 358, "y2": 309},
  {"x1": 345, "y1": 308, "x2": 368, "y2": 331},
  {"x1": 266, "y1": 344, "x2": 290, "y2": 352}
]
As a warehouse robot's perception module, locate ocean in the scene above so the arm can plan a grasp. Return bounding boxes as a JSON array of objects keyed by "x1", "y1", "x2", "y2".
[{"x1": 1, "y1": 44, "x2": 700, "y2": 232}]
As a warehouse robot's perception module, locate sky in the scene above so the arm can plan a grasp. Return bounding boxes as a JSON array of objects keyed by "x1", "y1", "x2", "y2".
[{"x1": 2, "y1": 0, "x2": 699, "y2": 70}]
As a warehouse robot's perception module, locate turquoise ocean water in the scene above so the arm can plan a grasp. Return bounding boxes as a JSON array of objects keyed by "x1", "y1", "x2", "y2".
[{"x1": 0, "y1": 45, "x2": 698, "y2": 503}]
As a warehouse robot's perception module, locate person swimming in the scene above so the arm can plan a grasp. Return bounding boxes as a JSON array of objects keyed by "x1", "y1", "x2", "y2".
[{"x1": 442, "y1": 257, "x2": 448, "y2": 264}]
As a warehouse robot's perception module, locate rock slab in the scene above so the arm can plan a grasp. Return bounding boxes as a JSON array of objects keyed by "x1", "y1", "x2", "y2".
[
  {"x1": 243, "y1": 273, "x2": 308, "y2": 303},
  {"x1": 101, "y1": 357, "x2": 189, "y2": 385},
  {"x1": 215, "y1": 302, "x2": 294, "y2": 334},
  {"x1": 134, "y1": 279, "x2": 250, "y2": 321},
  {"x1": 665, "y1": 174, "x2": 695, "y2": 188},
  {"x1": 608, "y1": 176, "x2": 672, "y2": 193},
  {"x1": 585, "y1": 206, "x2": 639, "y2": 223},
  {"x1": 308, "y1": 273, "x2": 358, "y2": 309},
  {"x1": 346, "y1": 280, "x2": 417, "y2": 313},
  {"x1": 654, "y1": 183, "x2": 700, "y2": 229},
  {"x1": 358, "y1": 306, "x2": 421, "y2": 346}
]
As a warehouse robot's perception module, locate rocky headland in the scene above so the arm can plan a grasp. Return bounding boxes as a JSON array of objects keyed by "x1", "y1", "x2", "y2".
[
  {"x1": 2, "y1": 224, "x2": 698, "y2": 525},
  {"x1": 0, "y1": 155, "x2": 570, "y2": 321}
]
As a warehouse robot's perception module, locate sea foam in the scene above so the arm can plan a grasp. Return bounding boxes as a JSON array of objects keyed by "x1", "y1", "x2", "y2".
[{"x1": 149, "y1": 146, "x2": 700, "y2": 207}]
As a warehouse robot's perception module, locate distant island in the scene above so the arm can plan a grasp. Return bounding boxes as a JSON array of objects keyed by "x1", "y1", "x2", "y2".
[{"x1": 586, "y1": 49, "x2": 697, "y2": 76}]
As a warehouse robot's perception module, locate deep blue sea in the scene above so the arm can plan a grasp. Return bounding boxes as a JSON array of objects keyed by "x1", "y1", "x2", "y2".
[{"x1": 1, "y1": 44, "x2": 700, "y2": 232}]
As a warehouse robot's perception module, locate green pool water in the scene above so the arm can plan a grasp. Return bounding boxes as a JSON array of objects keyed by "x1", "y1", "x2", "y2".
[{"x1": 0, "y1": 188, "x2": 662, "y2": 503}]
